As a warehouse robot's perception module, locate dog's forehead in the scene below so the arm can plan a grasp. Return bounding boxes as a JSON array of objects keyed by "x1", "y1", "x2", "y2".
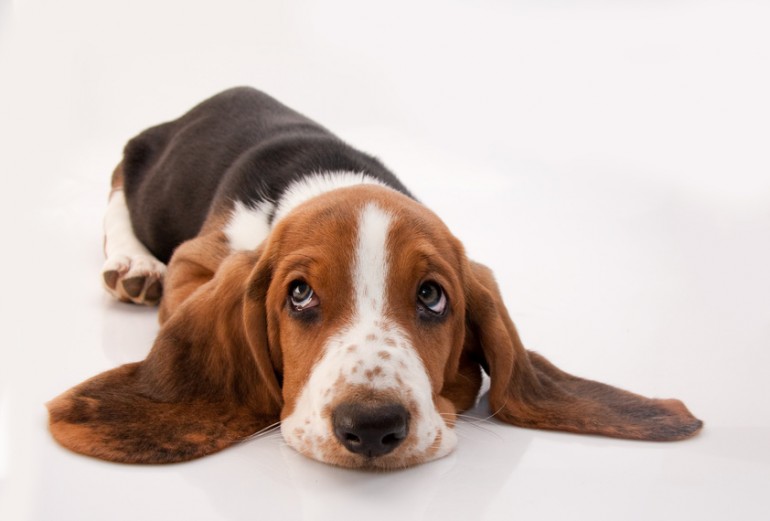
[{"x1": 273, "y1": 185, "x2": 455, "y2": 253}]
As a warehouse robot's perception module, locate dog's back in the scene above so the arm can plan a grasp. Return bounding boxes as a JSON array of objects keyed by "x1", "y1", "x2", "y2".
[{"x1": 121, "y1": 87, "x2": 408, "y2": 262}]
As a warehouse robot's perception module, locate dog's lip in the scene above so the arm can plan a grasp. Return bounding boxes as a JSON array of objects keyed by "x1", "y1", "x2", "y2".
[
  {"x1": 334, "y1": 455, "x2": 415, "y2": 471},
  {"x1": 332, "y1": 441, "x2": 439, "y2": 471}
]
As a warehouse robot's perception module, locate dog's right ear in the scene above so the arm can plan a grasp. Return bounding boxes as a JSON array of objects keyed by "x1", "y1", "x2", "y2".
[
  {"x1": 463, "y1": 261, "x2": 703, "y2": 441},
  {"x1": 47, "y1": 250, "x2": 282, "y2": 464}
]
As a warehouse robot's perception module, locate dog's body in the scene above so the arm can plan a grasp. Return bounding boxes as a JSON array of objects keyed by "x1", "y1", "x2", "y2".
[
  {"x1": 120, "y1": 88, "x2": 411, "y2": 265},
  {"x1": 48, "y1": 87, "x2": 702, "y2": 469}
]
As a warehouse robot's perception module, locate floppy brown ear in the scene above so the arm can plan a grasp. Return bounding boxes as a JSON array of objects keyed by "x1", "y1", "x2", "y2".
[
  {"x1": 47, "y1": 251, "x2": 282, "y2": 463},
  {"x1": 464, "y1": 261, "x2": 703, "y2": 441}
]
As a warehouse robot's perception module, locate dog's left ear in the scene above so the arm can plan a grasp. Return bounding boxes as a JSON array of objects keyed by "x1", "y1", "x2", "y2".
[
  {"x1": 47, "y1": 250, "x2": 282, "y2": 463},
  {"x1": 463, "y1": 261, "x2": 703, "y2": 441}
]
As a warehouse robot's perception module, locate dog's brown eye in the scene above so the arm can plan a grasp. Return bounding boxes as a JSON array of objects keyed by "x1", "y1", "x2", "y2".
[
  {"x1": 289, "y1": 281, "x2": 319, "y2": 311},
  {"x1": 417, "y1": 281, "x2": 447, "y2": 316}
]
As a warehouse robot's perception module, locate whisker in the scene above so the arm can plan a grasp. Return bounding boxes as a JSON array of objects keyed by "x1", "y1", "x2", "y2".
[
  {"x1": 459, "y1": 422, "x2": 503, "y2": 441},
  {"x1": 439, "y1": 413, "x2": 505, "y2": 441},
  {"x1": 451, "y1": 431, "x2": 474, "y2": 441},
  {"x1": 243, "y1": 421, "x2": 282, "y2": 441},
  {"x1": 442, "y1": 412, "x2": 497, "y2": 425},
  {"x1": 439, "y1": 412, "x2": 499, "y2": 429},
  {"x1": 487, "y1": 396, "x2": 509, "y2": 420},
  {"x1": 260, "y1": 432, "x2": 285, "y2": 442}
]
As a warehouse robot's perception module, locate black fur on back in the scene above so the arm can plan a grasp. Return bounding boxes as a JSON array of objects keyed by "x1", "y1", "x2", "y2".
[{"x1": 122, "y1": 87, "x2": 411, "y2": 263}]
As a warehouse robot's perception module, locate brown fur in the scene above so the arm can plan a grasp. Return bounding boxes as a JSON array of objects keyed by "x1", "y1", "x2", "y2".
[
  {"x1": 49, "y1": 252, "x2": 282, "y2": 463},
  {"x1": 48, "y1": 185, "x2": 701, "y2": 465},
  {"x1": 158, "y1": 229, "x2": 232, "y2": 323},
  {"x1": 462, "y1": 261, "x2": 703, "y2": 440}
]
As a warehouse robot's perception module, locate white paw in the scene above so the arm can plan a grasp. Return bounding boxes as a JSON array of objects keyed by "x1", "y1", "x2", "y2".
[{"x1": 102, "y1": 254, "x2": 166, "y2": 305}]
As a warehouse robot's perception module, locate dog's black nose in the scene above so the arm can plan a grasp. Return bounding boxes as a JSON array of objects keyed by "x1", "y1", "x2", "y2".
[{"x1": 332, "y1": 402, "x2": 409, "y2": 458}]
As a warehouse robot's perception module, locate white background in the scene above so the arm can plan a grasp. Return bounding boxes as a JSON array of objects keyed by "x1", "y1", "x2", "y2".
[{"x1": 1, "y1": 1, "x2": 769, "y2": 520}]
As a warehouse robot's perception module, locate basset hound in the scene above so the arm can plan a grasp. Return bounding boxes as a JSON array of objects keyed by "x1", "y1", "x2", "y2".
[{"x1": 47, "y1": 87, "x2": 702, "y2": 469}]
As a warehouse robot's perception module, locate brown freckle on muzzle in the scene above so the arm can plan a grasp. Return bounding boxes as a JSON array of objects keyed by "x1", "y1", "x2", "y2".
[
  {"x1": 426, "y1": 430, "x2": 443, "y2": 457},
  {"x1": 377, "y1": 351, "x2": 391, "y2": 360}
]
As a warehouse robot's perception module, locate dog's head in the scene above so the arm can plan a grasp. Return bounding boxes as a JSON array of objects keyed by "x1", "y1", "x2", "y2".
[{"x1": 48, "y1": 185, "x2": 701, "y2": 468}]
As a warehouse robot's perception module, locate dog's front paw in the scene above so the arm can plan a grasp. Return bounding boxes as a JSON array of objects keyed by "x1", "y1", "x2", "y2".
[{"x1": 102, "y1": 254, "x2": 166, "y2": 305}]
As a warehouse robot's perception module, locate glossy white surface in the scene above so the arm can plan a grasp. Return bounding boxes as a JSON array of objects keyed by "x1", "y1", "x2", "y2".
[{"x1": 1, "y1": 1, "x2": 769, "y2": 520}]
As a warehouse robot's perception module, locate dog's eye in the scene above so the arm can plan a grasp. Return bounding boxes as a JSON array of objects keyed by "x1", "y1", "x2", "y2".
[
  {"x1": 417, "y1": 281, "x2": 447, "y2": 316},
  {"x1": 289, "y1": 281, "x2": 319, "y2": 311}
]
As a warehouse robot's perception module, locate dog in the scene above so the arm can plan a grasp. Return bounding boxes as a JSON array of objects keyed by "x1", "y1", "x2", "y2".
[{"x1": 47, "y1": 87, "x2": 702, "y2": 469}]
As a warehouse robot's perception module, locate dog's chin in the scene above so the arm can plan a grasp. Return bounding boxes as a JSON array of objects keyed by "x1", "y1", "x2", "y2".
[
  {"x1": 287, "y1": 429, "x2": 458, "y2": 471},
  {"x1": 306, "y1": 446, "x2": 451, "y2": 471}
]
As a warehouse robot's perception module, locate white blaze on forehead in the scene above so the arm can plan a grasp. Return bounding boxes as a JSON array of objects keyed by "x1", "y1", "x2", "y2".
[
  {"x1": 280, "y1": 202, "x2": 457, "y2": 466},
  {"x1": 354, "y1": 203, "x2": 391, "y2": 319}
]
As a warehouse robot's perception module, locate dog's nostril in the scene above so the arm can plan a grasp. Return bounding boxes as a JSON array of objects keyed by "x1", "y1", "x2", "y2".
[
  {"x1": 381, "y1": 432, "x2": 404, "y2": 446},
  {"x1": 332, "y1": 402, "x2": 409, "y2": 458}
]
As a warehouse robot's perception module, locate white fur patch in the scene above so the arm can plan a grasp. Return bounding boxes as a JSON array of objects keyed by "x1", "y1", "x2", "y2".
[
  {"x1": 281, "y1": 203, "x2": 457, "y2": 466},
  {"x1": 104, "y1": 190, "x2": 156, "y2": 260},
  {"x1": 224, "y1": 200, "x2": 274, "y2": 251},
  {"x1": 271, "y1": 171, "x2": 389, "y2": 225},
  {"x1": 102, "y1": 190, "x2": 166, "y2": 302},
  {"x1": 224, "y1": 172, "x2": 389, "y2": 252},
  {"x1": 353, "y1": 204, "x2": 391, "y2": 319}
]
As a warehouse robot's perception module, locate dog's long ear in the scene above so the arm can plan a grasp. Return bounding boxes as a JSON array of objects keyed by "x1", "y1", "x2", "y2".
[
  {"x1": 464, "y1": 261, "x2": 703, "y2": 441},
  {"x1": 47, "y1": 251, "x2": 282, "y2": 463}
]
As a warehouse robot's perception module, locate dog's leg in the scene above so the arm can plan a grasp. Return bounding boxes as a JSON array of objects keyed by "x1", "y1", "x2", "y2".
[
  {"x1": 157, "y1": 230, "x2": 231, "y2": 323},
  {"x1": 102, "y1": 164, "x2": 166, "y2": 305},
  {"x1": 157, "y1": 202, "x2": 272, "y2": 323}
]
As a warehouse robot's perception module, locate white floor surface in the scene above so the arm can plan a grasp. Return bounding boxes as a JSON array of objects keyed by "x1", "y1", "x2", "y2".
[{"x1": 1, "y1": 1, "x2": 769, "y2": 520}]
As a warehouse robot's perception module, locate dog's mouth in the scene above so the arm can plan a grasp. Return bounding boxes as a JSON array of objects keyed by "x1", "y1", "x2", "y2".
[
  {"x1": 280, "y1": 401, "x2": 456, "y2": 470},
  {"x1": 319, "y1": 435, "x2": 448, "y2": 471}
]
